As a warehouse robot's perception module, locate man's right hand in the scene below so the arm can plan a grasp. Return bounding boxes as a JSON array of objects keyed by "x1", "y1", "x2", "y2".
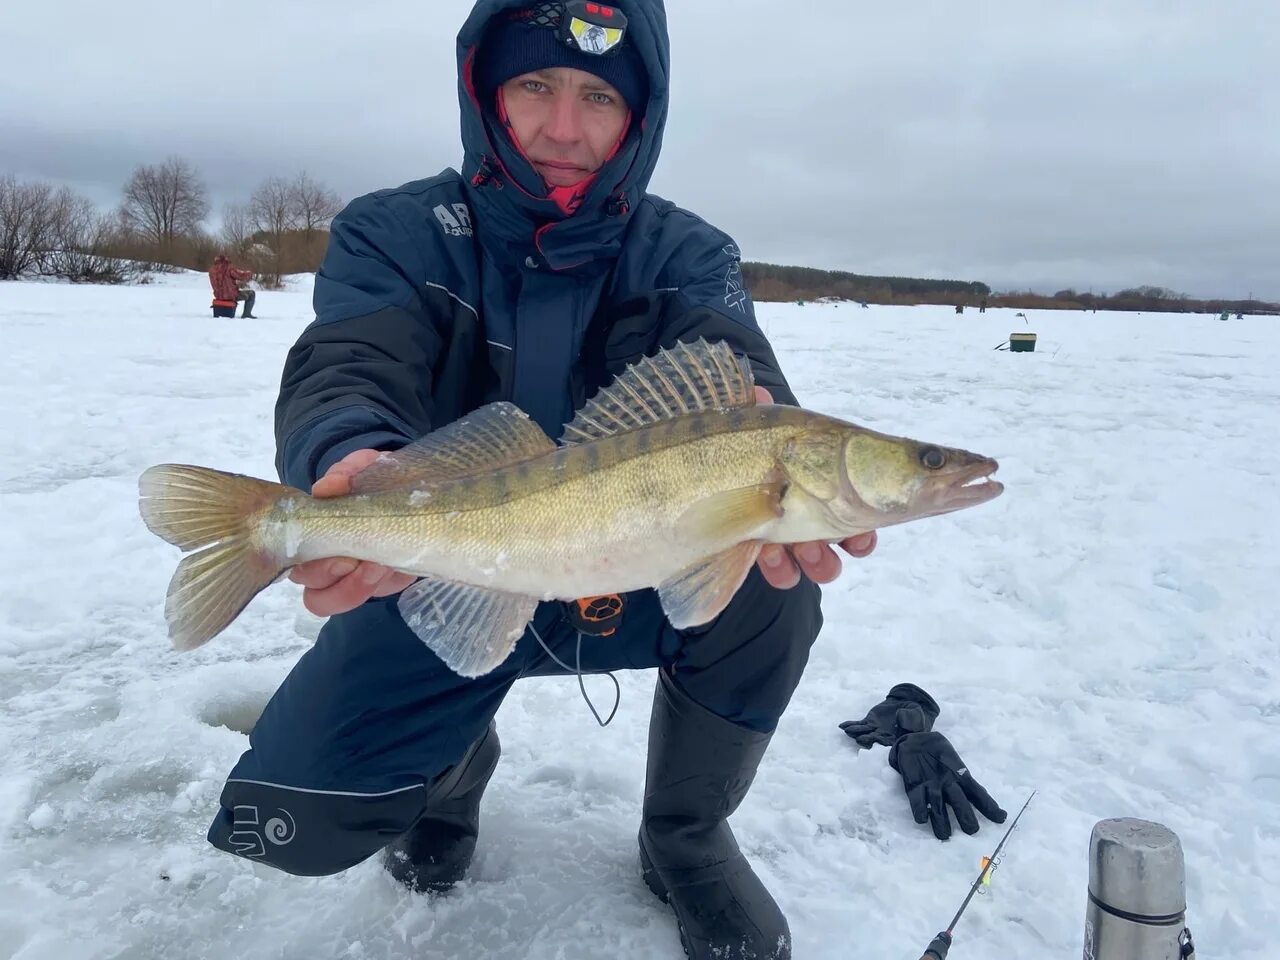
[{"x1": 288, "y1": 448, "x2": 417, "y2": 617}]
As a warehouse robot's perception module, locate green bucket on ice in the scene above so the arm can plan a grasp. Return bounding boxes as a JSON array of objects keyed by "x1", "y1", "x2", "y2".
[{"x1": 1010, "y1": 332, "x2": 1037, "y2": 352}]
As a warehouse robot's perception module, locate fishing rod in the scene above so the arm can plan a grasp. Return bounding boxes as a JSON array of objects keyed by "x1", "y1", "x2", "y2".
[{"x1": 917, "y1": 791, "x2": 1037, "y2": 960}]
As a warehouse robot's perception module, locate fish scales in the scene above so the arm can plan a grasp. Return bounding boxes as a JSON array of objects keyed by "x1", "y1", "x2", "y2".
[{"x1": 285, "y1": 406, "x2": 811, "y2": 598}]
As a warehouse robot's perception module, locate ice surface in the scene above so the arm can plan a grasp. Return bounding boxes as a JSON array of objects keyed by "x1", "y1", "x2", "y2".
[{"x1": 1, "y1": 273, "x2": 1276, "y2": 958}]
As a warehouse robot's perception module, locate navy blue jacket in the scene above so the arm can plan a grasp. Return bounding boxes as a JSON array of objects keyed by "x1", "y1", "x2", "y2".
[{"x1": 274, "y1": 0, "x2": 796, "y2": 491}]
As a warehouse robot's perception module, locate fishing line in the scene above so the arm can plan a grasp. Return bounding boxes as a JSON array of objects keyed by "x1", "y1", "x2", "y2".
[{"x1": 528, "y1": 622, "x2": 621, "y2": 727}]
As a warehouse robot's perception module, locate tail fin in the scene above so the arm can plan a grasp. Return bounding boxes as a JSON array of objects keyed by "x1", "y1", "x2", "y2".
[{"x1": 138, "y1": 464, "x2": 290, "y2": 651}]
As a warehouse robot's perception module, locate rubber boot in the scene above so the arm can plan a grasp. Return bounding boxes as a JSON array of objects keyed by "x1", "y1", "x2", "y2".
[
  {"x1": 639, "y1": 670, "x2": 790, "y2": 960},
  {"x1": 383, "y1": 721, "x2": 500, "y2": 893}
]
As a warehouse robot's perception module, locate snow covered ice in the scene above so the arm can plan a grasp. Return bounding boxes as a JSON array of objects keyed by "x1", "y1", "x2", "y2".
[{"x1": 1, "y1": 272, "x2": 1277, "y2": 959}]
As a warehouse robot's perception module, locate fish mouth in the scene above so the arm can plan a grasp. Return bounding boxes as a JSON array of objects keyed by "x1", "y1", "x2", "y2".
[{"x1": 945, "y1": 458, "x2": 1003, "y2": 507}]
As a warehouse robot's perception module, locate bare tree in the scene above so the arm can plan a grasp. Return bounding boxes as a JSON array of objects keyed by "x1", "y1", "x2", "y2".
[
  {"x1": 43, "y1": 187, "x2": 139, "y2": 283},
  {"x1": 0, "y1": 175, "x2": 57, "y2": 279},
  {"x1": 119, "y1": 156, "x2": 209, "y2": 248},
  {"x1": 249, "y1": 176, "x2": 300, "y2": 240},
  {"x1": 0, "y1": 176, "x2": 145, "y2": 283},
  {"x1": 219, "y1": 201, "x2": 253, "y2": 256},
  {"x1": 248, "y1": 176, "x2": 302, "y2": 287},
  {"x1": 41, "y1": 187, "x2": 94, "y2": 273},
  {"x1": 289, "y1": 171, "x2": 343, "y2": 235}
]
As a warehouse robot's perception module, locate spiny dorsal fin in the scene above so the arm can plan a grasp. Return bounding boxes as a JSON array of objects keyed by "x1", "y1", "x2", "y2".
[
  {"x1": 561, "y1": 338, "x2": 755, "y2": 445},
  {"x1": 351, "y1": 402, "x2": 554, "y2": 495}
]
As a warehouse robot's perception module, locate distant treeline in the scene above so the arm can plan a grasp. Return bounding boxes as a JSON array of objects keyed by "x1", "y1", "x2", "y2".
[
  {"x1": 985, "y1": 286, "x2": 1279, "y2": 316},
  {"x1": 743, "y1": 262, "x2": 990, "y2": 305},
  {"x1": 743, "y1": 262, "x2": 1279, "y2": 316}
]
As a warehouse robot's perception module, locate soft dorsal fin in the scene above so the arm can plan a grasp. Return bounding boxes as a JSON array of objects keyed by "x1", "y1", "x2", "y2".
[
  {"x1": 351, "y1": 402, "x2": 555, "y2": 494},
  {"x1": 561, "y1": 338, "x2": 756, "y2": 445}
]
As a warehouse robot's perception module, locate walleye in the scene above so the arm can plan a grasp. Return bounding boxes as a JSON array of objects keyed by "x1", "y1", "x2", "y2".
[{"x1": 138, "y1": 339, "x2": 1002, "y2": 677}]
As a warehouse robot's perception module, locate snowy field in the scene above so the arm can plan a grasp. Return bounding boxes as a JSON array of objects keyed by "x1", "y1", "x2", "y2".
[{"x1": 1, "y1": 271, "x2": 1277, "y2": 960}]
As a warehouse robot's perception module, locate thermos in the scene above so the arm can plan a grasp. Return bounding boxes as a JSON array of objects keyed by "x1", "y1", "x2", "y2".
[{"x1": 1083, "y1": 818, "x2": 1195, "y2": 959}]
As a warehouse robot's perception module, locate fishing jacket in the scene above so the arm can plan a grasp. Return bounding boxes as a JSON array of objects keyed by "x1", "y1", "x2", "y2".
[
  {"x1": 274, "y1": 0, "x2": 796, "y2": 492},
  {"x1": 209, "y1": 257, "x2": 252, "y2": 301}
]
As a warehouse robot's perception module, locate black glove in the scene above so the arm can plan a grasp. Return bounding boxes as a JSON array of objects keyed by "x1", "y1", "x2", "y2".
[
  {"x1": 888, "y1": 731, "x2": 1007, "y2": 841},
  {"x1": 839, "y1": 683, "x2": 940, "y2": 748}
]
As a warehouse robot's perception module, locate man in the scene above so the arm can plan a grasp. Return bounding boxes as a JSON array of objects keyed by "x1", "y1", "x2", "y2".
[
  {"x1": 209, "y1": 253, "x2": 257, "y2": 318},
  {"x1": 207, "y1": 2, "x2": 875, "y2": 957}
]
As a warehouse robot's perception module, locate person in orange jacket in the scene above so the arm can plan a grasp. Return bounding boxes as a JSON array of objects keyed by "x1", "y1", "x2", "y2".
[{"x1": 209, "y1": 254, "x2": 257, "y2": 318}]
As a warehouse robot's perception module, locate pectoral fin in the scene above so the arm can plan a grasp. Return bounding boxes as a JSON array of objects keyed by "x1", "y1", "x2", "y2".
[
  {"x1": 678, "y1": 482, "x2": 784, "y2": 541},
  {"x1": 397, "y1": 577, "x2": 539, "y2": 678},
  {"x1": 657, "y1": 540, "x2": 764, "y2": 630}
]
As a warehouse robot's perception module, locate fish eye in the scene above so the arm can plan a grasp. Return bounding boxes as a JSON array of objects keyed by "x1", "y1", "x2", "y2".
[{"x1": 920, "y1": 447, "x2": 946, "y2": 470}]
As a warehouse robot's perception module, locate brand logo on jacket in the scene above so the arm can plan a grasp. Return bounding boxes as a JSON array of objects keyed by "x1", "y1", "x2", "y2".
[
  {"x1": 434, "y1": 203, "x2": 474, "y2": 238},
  {"x1": 722, "y1": 243, "x2": 747, "y2": 312},
  {"x1": 227, "y1": 804, "x2": 298, "y2": 859}
]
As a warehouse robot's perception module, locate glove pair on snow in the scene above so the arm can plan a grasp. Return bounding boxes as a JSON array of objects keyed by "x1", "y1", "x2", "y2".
[{"x1": 840, "y1": 684, "x2": 1007, "y2": 841}]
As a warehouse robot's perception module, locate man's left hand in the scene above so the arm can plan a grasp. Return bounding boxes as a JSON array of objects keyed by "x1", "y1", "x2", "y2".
[{"x1": 753, "y1": 386, "x2": 877, "y2": 588}]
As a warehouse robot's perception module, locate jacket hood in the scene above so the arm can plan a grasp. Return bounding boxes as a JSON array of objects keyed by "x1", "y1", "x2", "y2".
[{"x1": 456, "y1": 0, "x2": 670, "y2": 272}]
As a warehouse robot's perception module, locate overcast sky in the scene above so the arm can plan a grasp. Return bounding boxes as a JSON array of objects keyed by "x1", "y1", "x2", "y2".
[{"x1": 4, "y1": 1, "x2": 1277, "y2": 299}]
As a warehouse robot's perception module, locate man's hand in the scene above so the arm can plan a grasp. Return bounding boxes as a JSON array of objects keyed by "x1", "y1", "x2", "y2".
[
  {"x1": 753, "y1": 386, "x2": 877, "y2": 588},
  {"x1": 288, "y1": 449, "x2": 417, "y2": 617}
]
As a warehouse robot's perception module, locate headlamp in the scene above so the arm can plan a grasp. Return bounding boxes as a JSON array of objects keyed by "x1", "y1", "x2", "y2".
[{"x1": 526, "y1": 1, "x2": 629, "y2": 57}]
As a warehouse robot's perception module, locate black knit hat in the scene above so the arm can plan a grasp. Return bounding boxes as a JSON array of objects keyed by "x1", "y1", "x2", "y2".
[{"x1": 477, "y1": 4, "x2": 648, "y2": 111}]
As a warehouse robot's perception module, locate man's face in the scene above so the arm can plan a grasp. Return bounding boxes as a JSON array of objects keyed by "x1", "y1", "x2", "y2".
[{"x1": 500, "y1": 67, "x2": 629, "y2": 187}]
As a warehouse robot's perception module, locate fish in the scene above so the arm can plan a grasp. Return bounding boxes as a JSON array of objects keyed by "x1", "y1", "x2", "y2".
[{"x1": 137, "y1": 338, "x2": 1003, "y2": 677}]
